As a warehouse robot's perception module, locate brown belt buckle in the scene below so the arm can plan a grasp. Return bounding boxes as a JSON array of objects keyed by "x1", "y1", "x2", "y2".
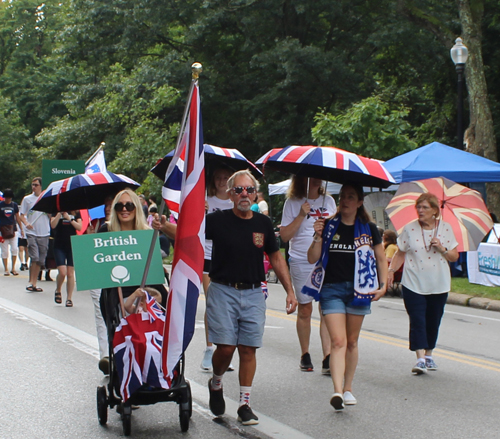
[{"x1": 234, "y1": 283, "x2": 243, "y2": 290}]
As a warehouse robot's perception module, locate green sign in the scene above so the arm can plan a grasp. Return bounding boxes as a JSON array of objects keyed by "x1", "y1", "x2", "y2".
[
  {"x1": 42, "y1": 160, "x2": 86, "y2": 189},
  {"x1": 71, "y1": 230, "x2": 165, "y2": 291}
]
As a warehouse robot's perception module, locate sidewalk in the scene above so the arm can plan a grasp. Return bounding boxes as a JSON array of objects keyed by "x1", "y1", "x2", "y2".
[{"x1": 447, "y1": 292, "x2": 500, "y2": 312}]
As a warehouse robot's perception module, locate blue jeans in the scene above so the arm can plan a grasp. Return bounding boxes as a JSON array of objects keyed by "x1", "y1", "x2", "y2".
[{"x1": 402, "y1": 286, "x2": 448, "y2": 351}]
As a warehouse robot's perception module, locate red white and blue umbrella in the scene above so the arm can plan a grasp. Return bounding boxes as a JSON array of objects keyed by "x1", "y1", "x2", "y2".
[
  {"x1": 151, "y1": 144, "x2": 262, "y2": 181},
  {"x1": 256, "y1": 145, "x2": 395, "y2": 188},
  {"x1": 32, "y1": 171, "x2": 140, "y2": 214}
]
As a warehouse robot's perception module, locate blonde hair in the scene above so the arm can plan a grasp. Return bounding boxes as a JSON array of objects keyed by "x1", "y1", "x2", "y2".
[
  {"x1": 108, "y1": 189, "x2": 150, "y2": 231},
  {"x1": 207, "y1": 167, "x2": 232, "y2": 197},
  {"x1": 286, "y1": 175, "x2": 325, "y2": 199}
]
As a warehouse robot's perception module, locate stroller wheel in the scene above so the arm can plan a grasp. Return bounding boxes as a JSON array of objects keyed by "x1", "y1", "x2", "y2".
[
  {"x1": 179, "y1": 409, "x2": 190, "y2": 432},
  {"x1": 96, "y1": 386, "x2": 108, "y2": 425}
]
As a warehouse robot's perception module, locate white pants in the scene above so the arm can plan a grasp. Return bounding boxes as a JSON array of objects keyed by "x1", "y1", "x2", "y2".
[
  {"x1": 89, "y1": 288, "x2": 108, "y2": 359},
  {"x1": 1, "y1": 236, "x2": 18, "y2": 258}
]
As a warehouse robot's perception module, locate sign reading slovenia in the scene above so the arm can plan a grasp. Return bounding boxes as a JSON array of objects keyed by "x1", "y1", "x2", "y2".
[{"x1": 71, "y1": 230, "x2": 165, "y2": 291}]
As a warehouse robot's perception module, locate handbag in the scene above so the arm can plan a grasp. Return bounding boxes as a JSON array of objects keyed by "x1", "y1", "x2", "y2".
[
  {"x1": 0, "y1": 224, "x2": 15, "y2": 240},
  {"x1": 351, "y1": 291, "x2": 375, "y2": 307}
]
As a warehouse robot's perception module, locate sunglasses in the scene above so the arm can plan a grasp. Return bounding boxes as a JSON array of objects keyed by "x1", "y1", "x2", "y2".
[
  {"x1": 114, "y1": 202, "x2": 136, "y2": 212},
  {"x1": 232, "y1": 186, "x2": 256, "y2": 195}
]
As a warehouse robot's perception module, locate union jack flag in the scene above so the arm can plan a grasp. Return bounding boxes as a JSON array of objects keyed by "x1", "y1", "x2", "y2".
[
  {"x1": 162, "y1": 81, "x2": 205, "y2": 386},
  {"x1": 113, "y1": 312, "x2": 169, "y2": 402},
  {"x1": 145, "y1": 290, "x2": 163, "y2": 323}
]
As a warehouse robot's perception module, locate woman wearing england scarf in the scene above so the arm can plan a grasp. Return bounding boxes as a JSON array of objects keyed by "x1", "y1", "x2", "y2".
[{"x1": 306, "y1": 183, "x2": 387, "y2": 410}]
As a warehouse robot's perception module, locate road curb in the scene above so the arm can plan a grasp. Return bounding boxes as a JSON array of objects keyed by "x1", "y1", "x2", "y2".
[{"x1": 448, "y1": 292, "x2": 500, "y2": 312}]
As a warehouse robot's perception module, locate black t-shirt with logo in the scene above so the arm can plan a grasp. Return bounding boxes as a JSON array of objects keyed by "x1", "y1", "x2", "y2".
[
  {"x1": 323, "y1": 221, "x2": 382, "y2": 284},
  {"x1": 206, "y1": 209, "x2": 278, "y2": 284},
  {"x1": 53, "y1": 212, "x2": 81, "y2": 249}
]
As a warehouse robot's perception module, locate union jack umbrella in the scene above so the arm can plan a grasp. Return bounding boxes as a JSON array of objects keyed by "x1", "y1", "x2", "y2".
[
  {"x1": 151, "y1": 144, "x2": 262, "y2": 182},
  {"x1": 256, "y1": 145, "x2": 395, "y2": 188},
  {"x1": 385, "y1": 177, "x2": 494, "y2": 252},
  {"x1": 32, "y1": 171, "x2": 140, "y2": 214}
]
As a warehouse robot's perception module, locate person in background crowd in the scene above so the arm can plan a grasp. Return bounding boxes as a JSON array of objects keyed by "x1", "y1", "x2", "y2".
[
  {"x1": 86, "y1": 196, "x2": 113, "y2": 374},
  {"x1": 0, "y1": 189, "x2": 23, "y2": 276},
  {"x1": 139, "y1": 194, "x2": 149, "y2": 218},
  {"x1": 200, "y1": 167, "x2": 234, "y2": 372},
  {"x1": 20, "y1": 178, "x2": 51, "y2": 292},
  {"x1": 307, "y1": 182, "x2": 387, "y2": 410},
  {"x1": 383, "y1": 230, "x2": 398, "y2": 263},
  {"x1": 280, "y1": 176, "x2": 336, "y2": 374},
  {"x1": 388, "y1": 193, "x2": 458, "y2": 375},
  {"x1": 50, "y1": 210, "x2": 82, "y2": 307},
  {"x1": 257, "y1": 191, "x2": 269, "y2": 216},
  {"x1": 18, "y1": 222, "x2": 29, "y2": 271}
]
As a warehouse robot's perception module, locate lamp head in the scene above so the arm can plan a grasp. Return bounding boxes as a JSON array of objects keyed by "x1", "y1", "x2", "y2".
[{"x1": 450, "y1": 37, "x2": 468, "y2": 65}]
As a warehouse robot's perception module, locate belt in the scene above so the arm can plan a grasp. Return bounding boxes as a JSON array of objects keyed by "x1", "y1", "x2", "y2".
[{"x1": 212, "y1": 279, "x2": 260, "y2": 290}]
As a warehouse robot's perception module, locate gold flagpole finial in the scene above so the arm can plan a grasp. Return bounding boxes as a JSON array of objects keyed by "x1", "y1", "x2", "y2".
[
  {"x1": 100, "y1": 142, "x2": 105, "y2": 148},
  {"x1": 192, "y1": 62, "x2": 203, "y2": 80}
]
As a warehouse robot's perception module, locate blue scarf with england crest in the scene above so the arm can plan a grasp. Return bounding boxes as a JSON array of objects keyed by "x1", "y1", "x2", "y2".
[{"x1": 302, "y1": 215, "x2": 379, "y2": 304}]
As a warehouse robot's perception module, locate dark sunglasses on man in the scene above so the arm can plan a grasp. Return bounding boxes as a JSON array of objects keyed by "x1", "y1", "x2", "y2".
[
  {"x1": 232, "y1": 186, "x2": 256, "y2": 195},
  {"x1": 114, "y1": 202, "x2": 136, "y2": 212}
]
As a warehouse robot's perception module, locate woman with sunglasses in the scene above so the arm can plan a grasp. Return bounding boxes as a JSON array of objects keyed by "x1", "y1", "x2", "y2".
[
  {"x1": 387, "y1": 193, "x2": 458, "y2": 375},
  {"x1": 97, "y1": 189, "x2": 167, "y2": 374}
]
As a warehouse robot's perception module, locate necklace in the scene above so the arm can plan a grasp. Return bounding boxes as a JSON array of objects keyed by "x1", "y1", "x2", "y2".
[{"x1": 420, "y1": 220, "x2": 439, "y2": 252}]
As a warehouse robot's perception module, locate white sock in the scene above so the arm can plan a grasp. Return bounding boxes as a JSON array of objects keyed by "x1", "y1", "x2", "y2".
[
  {"x1": 425, "y1": 355, "x2": 433, "y2": 360},
  {"x1": 418, "y1": 357, "x2": 426, "y2": 363},
  {"x1": 239, "y1": 386, "x2": 252, "y2": 407},
  {"x1": 211, "y1": 373, "x2": 223, "y2": 390}
]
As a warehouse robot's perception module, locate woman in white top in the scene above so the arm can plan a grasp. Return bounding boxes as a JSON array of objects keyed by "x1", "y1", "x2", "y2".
[
  {"x1": 280, "y1": 176, "x2": 336, "y2": 373},
  {"x1": 201, "y1": 167, "x2": 234, "y2": 371},
  {"x1": 388, "y1": 193, "x2": 459, "y2": 374}
]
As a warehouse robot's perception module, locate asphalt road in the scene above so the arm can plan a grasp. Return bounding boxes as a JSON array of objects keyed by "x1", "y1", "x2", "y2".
[{"x1": 1, "y1": 267, "x2": 499, "y2": 439}]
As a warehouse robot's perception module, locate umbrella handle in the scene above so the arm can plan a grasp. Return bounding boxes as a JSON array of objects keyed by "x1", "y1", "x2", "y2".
[{"x1": 140, "y1": 198, "x2": 166, "y2": 289}]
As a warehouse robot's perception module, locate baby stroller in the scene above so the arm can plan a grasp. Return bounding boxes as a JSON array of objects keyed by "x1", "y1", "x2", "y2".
[{"x1": 96, "y1": 282, "x2": 192, "y2": 436}]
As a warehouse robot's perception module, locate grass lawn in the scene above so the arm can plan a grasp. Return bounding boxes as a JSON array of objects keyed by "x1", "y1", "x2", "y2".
[{"x1": 451, "y1": 277, "x2": 500, "y2": 301}]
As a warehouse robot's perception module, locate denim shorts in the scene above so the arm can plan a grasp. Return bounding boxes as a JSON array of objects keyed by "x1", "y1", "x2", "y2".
[
  {"x1": 206, "y1": 281, "x2": 266, "y2": 347},
  {"x1": 54, "y1": 246, "x2": 74, "y2": 267},
  {"x1": 320, "y1": 282, "x2": 371, "y2": 316}
]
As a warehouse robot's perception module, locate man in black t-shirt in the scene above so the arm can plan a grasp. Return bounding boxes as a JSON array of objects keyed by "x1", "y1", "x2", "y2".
[{"x1": 156, "y1": 170, "x2": 296, "y2": 425}]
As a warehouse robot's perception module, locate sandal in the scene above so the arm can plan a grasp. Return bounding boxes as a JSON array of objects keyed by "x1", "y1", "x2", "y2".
[
  {"x1": 55, "y1": 291, "x2": 62, "y2": 304},
  {"x1": 26, "y1": 285, "x2": 36, "y2": 292},
  {"x1": 4, "y1": 272, "x2": 9, "y2": 276},
  {"x1": 66, "y1": 299, "x2": 73, "y2": 307},
  {"x1": 10, "y1": 271, "x2": 19, "y2": 276}
]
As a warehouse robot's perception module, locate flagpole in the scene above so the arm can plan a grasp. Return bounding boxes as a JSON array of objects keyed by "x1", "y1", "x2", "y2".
[
  {"x1": 139, "y1": 63, "x2": 203, "y2": 290},
  {"x1": 85, "y1": 142, "x2": 105, "y2": 166}
]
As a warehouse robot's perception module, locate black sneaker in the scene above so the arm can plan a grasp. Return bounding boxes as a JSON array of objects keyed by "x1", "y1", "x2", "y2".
[
  {"x1": 322, "y1": 354, "x2": 331, "y2": 375},
  {"x1": 208, "y1": 378, "x2": 225, "y2": 416},
  {"x1": 237, "y1": 404, "x2": 259, "y2": 425},
  {"x1": 300, "y1": 353, "x2": 314, "y2": 371}
]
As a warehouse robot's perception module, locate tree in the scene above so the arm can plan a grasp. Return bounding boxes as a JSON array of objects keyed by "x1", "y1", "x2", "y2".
[{"x1": 312, "y1": 92, "x2": 417, "y2": 159}]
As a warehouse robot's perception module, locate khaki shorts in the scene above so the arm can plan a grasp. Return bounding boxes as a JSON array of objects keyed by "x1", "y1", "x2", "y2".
[{"x1": 26, "y1": 235, "x2": 49, "y2": 264}]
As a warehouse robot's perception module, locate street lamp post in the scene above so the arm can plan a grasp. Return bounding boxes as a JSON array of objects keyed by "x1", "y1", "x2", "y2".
[{"x1": 450, "y1": 37, "x2": 469, "y2": 150}]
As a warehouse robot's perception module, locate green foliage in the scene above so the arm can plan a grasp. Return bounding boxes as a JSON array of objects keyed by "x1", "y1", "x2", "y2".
[
  {"x1": 0, "y1": 95, "x2": 34, "y2": 198},
  {"x1": 312, "y1": 93, "x2": 417, "y2": 159}
]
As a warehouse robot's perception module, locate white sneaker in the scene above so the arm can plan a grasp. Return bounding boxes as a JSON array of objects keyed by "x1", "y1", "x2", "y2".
[
  {"x1": 343, "y1": 391, "x2": 357, "y2": 405},
  {"x1": 200, "y1": 347, "x2": 214, "y2": 371},
  {"x1": 227, "y1": 362, "x2": 235, "y2": 371}
]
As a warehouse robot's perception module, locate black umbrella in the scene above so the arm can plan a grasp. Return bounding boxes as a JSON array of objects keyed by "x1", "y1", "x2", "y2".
[{"x1": 32, "y1": 171, "x2": 141, "y2": 214}]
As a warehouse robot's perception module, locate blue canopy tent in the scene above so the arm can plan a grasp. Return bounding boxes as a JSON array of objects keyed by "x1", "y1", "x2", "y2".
[{"x1": 384, "y1": 142, "x2": 500, "y2": 184}]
